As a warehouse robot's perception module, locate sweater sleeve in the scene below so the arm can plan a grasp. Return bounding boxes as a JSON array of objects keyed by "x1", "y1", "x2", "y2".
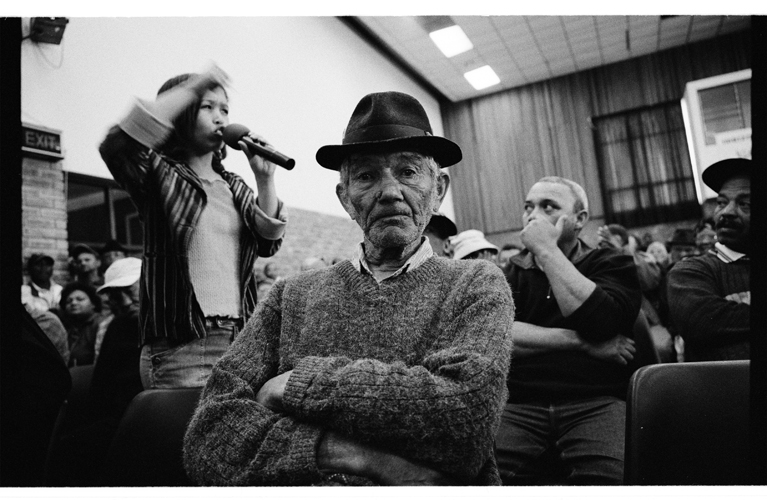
[
  {"x1": 281, "y1": 262, "x2": 514, "y2": 481},
  {"x1": 565, "y1": 249, "x2": 642, "y2": 342},
  {"x1": 666, "y1": 257, "x2": 749, "y2": 347},
  {"x1": 98, "y1": 98, "x2": 173, "y2": 209},
  {"x1": 182, "y1": 281, "x2": 327, "y2": 486}
]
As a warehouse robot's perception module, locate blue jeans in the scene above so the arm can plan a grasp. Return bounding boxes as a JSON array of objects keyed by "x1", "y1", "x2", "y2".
[
  {"x1": 139, "y1": 326, "x2": 236, "y2": 389},
  {"x1": 495, "y1": 396, "x2": 626, "y2": 485}
]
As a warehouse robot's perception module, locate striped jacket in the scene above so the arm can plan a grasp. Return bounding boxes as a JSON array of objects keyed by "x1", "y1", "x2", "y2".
[{"x1": 99, "y1": 103, "x2": 286, "y2": 345}]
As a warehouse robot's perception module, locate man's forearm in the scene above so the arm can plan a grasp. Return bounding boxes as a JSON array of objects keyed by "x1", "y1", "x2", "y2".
[
  {"x1": 511, "y1": 321, "x2": 583, "y2": 357},
  {"x1": 533, "y1": 247, "x2": 596, "y2": 317}
]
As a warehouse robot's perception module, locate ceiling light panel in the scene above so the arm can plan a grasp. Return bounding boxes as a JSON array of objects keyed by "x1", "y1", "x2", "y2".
[
  {"x1": 464, "y1": 65, "x2": 501, "y2": 90},
  {"x1": 429, "y1": 25, "x2": 474, "y2": 58}
]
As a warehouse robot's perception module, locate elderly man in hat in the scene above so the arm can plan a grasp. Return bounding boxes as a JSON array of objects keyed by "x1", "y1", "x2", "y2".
[
  {"x1": 666, "y1": 158, "x2": 751, "y2": 361},
  {"x1": 184, "y1": 91, "x2": 513, "y2": 486}
]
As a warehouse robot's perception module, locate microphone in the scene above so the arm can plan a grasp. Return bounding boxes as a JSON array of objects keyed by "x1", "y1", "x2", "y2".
[{"x1": 222, "y1": 123, "x2": 295, "y2": 170}]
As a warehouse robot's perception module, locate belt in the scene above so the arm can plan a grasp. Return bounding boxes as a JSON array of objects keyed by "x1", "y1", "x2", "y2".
[{"x1": 204, "y1": 316, "x2": 244, "y2": 330}]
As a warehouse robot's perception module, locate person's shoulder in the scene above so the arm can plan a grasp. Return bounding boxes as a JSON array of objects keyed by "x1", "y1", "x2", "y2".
[
  {"x1": 430, "y1": 257, "x2": 508, "y2": 288},
  {"x1": 669, "y1": 252, "x2": 718, "y2": 274},
  {"x1": 281, "y1": 261, "x2": 350, "y2": 287}
]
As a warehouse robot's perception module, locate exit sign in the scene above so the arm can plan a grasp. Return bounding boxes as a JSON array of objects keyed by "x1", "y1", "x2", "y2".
[{"x1": 22, "y1": 123, "x2": 64, "y2": 160}]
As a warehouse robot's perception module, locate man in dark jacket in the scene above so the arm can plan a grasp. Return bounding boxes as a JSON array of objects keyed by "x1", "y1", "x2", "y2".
[{"x1": 496, "y1": 176, "x2": 641, "y2": 485}]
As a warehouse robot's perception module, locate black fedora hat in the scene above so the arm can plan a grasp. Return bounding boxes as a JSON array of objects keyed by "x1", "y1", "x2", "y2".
[
  {"x1": 316, "y1": 91, "x2": 462, "y2": 170},
  {"x1": 702, "y1": 158, "x2": 751, "y2": 193},
  {"x1": 100, "y1": 239, "x2": 128, "y2": 255},
  {"x1": 426, "y1": 212, "x2": 458, "y2": 239}
]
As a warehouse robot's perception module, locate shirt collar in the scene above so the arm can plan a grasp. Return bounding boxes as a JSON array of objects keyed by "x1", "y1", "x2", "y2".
[
  {"x1": 712, "y1": 242, "x2": 748, "y2": 263},
  {"x1": 351, "y1": 236, "x2": 433, "y2": 282}
]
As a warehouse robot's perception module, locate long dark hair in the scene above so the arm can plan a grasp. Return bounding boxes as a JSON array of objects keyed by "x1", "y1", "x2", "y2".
[{"x1": 156, "y1": 73, "x2": 228, "y2": 171}]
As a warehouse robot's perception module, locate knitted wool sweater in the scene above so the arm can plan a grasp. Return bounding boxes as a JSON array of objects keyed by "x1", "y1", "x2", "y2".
[
  {"x1": 667, "y1": 251, "x2": 750, "y2": 361},
  {"x1": 183, "y1": 257, "x2": 514, "y2": 486}
]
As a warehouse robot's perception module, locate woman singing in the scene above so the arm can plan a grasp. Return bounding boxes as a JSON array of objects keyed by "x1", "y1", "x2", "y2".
[{"x1": 99, "y1": 65, "x2": 287, "y2": 389}]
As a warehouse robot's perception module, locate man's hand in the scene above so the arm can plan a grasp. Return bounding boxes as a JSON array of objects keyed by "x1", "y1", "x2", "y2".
[
  {"x1": 318, "y1": 431, "x2": 455, "y2": 486},
  {"x1": 520, "y1": 214, "x2": 566, "y2": 256},
  {"x1": 597, "y1": 225, "x2": 625, "y2": 252},
  {"x1": 255, "y1": 370, "x2": 292, "y2": 412},
  {"x1": 582, "y1": 335, "x2": 636, "y2": 365}
]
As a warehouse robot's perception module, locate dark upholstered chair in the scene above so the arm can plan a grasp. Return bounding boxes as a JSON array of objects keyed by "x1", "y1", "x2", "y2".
[
  {"x1": 624, "y1": 360, "x2": 750, "y2": 485},
  {"x1": 44, "y1": 364, "x2": 95, "y2": 486},
  {"x1": 99, "y1": 387, "x2": 202, "y2": 486},
  {"x1": 628, "y1": 310, "x2": 662, "y2": 371}
]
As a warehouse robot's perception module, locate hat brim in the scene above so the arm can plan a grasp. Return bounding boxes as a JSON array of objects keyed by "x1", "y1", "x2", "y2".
[
  {"x1": 701, "y1": 158, "x2": 751, "y2": 193},
  {"x1": 427, "y1": 214, "x2": 457, "y2": 238},
  {"x1": 316, "y1": 136, "x2": 462, "y2": 171}
]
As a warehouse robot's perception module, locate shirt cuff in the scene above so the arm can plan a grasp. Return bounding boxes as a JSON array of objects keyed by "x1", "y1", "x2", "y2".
[
  {"x1": 253, "y1": 198, "x2": 288, "y2": 240},
  {"x1": 118, "y1": 98, "x2": 174, "y2": 149}
]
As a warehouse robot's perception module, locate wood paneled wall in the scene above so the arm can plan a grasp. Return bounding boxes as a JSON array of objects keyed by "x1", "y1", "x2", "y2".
[{"x1": 442, "y1": 30, "x2": 751, "y2": 245}]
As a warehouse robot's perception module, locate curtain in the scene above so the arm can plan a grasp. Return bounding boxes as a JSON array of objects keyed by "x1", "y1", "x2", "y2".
[{"x1": 592, "y1": 101, "x2": 700, "y2": 228}]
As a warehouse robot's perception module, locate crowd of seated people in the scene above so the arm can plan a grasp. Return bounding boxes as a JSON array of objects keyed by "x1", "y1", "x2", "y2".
[{"x1": 14, "y1": 87, "x2": 752, "y2": 490}]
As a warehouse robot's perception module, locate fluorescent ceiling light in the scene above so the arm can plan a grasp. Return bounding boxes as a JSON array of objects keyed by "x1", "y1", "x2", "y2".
[
  {"x1": 429, "y1": 25, "x2": 473, "y2": 58},
  {"x1": 464, "y1": 65, "x2": 500, "y2": 90}
]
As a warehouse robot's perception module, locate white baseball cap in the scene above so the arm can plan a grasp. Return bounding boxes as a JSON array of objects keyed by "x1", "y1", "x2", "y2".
[{"x1": 97, "y1": 257, "x2": 141, "y2": 292}]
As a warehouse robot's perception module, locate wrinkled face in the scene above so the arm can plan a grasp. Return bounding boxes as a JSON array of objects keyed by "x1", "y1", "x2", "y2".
[
  {"x1": 191, "y1": 87, "x2": 229, "y2": 154},
  {"x1": 523, "y1": 181, "x2": 585, "y2": 246},
  {"x1": 76, "y1": 253, "x2": 101, "y2": 274},
  {"x1": 65, "y1": 290, "x2": 95, "y2": 317},
  {"x1": 714, "y1": 175, "x2": 750, "y2": 253},
  {"x1": 338, "y1": 152, "x2": 446, "y2": 252}
]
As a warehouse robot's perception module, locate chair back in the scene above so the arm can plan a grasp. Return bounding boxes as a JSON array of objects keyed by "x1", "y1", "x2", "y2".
[
  {"x1": 44, "y1": 364, "x2": 95, "y2": 486},
  {"x1": 624, "y1": 360, "x2": 750, "y2": 485},
  {"x1": 628, "y1": 310, "x2": 662, "y2": 371},
  {"x1": 99, "y1": 387, "x2": 202, "y2": 486}
]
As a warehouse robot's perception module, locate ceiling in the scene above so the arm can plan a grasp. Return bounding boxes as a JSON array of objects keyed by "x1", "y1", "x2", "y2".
[{"x1": 354, "y1": 15, "x2": 751, "y2": 103}]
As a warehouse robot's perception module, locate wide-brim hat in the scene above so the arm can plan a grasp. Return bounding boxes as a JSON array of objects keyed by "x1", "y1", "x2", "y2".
[
  {"x1": 702, "y1": 158, "x2": 751, "y2": 193},
  {"x1": 426, "y1": 212, "x2": 458, "y2": 239},
  {"x1": 98, "y1": 257, "x2": 142, "y2": 292},
  {"x1": 316, "y1": 91, "x2": 462, "y2": 170},
  {"x1": 450, "y1": 229, "x2": 499, "y2": 260}
]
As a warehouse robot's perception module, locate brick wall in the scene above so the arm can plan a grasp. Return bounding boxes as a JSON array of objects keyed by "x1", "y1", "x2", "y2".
[
  {"x1": 258, "y1": 206, "x2": 363, "y2": 277},
  {"x1": 21, "y1": 157, "x2": 69, "y2": 284}
]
